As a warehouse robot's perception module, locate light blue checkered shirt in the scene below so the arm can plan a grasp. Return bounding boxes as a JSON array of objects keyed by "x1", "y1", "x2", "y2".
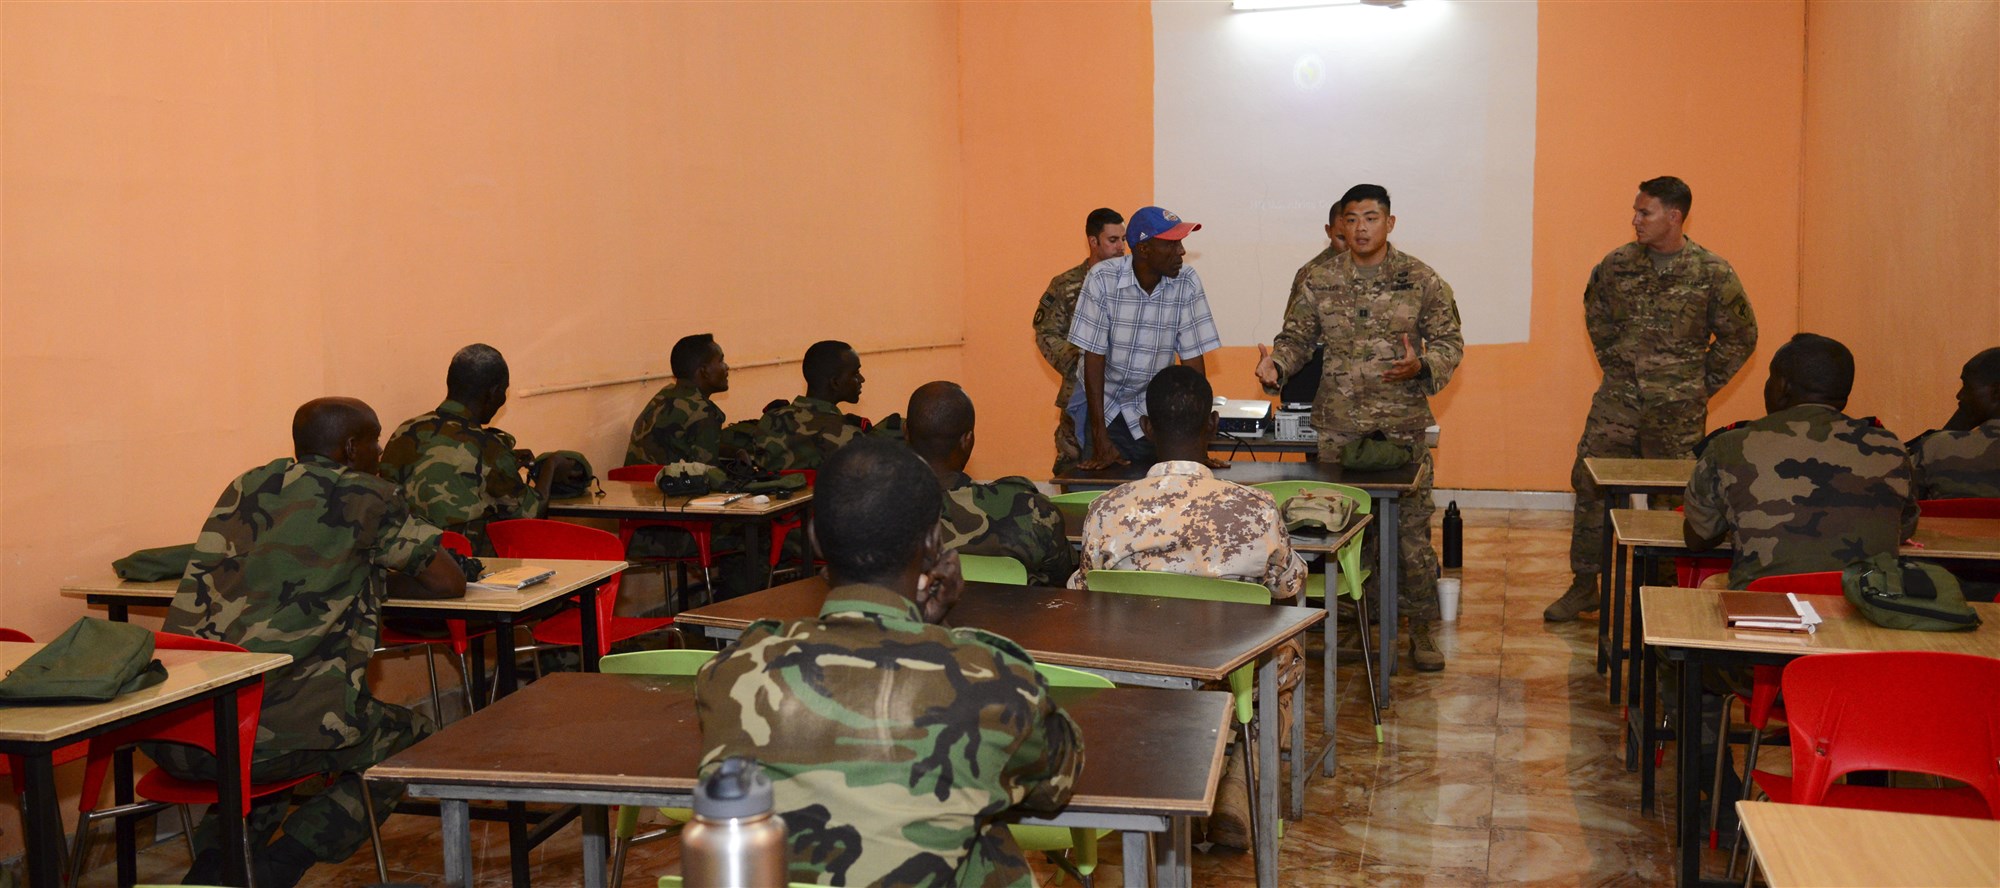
[{"x1": 1066, "y1": 255, "x2": 1223, "y2": 435}]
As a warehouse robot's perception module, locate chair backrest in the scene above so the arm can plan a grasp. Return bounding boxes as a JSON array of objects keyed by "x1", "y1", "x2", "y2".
[
  {"x1": 1919, "y1": 497, "x2": 2000, "y2": 519},
  {"x1": 440, "y1": 531, "x2": 474, "y2": 557},
  {"x1": 1082, "y1": 569, "x2": 1271, "y2": 604},
  {"x1": 1250, "y1": 480, "x2": 1374, "y2": 515},
  {"x1": 1745, "y1": 571, "x2": 1847, "y2": 597},
  {"x1": 959, "y1": 554, "x2": 1029, "y2": 586},
  {"x1": 608, "y1": 464, "x2": 663, "y2": 483},
  {"x1": 0, "y1": 628, "x2": 32, "y2": 644},
  {"x1": 1034, "y1": 662, "x2": 1114, "y2": 689},
  {"x1": 1048, "y1": 490, "x2": 1104, "y2": 521},
  {"x1": 1780, "y1": 651, "x2": 2000, "y2": 816},
  {"x1": 83, "y1": 632, "x2": 263, "y2": 815},
  {"x1": 599, "y1": 648, "x2": 717, "y2": 677},
  {"x1": 487, "y1": 518, "x2": 628, "y2": 637}
]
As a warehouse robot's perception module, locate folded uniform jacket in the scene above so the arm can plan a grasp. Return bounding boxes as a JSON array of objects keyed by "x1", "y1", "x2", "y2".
[
  {"x1": 0, "y1": 617, "x2": 167, "y2": 705},
  {"x1": 112, "y1": 543, "x2": 197, "y2": 582}
]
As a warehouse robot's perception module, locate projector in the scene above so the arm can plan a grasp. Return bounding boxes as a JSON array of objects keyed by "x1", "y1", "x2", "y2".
[{"x1": 1213, "y1": 398, "x2": 1273, "y2": 435}]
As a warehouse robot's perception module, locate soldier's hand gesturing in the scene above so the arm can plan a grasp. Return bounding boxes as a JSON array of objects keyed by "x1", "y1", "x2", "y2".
[
  {"x1": 1255, "y1": 344, "x2": 1281, "y2": 388},
  {"x1": 1385, "y1": 334, "x2": 1423, "y2": 382}
]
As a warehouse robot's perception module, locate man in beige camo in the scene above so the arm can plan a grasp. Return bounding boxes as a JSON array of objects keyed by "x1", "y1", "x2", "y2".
[
  {"x1": 1257, "y1": 183, "x2": 1462, "y2": 672},
  {"x1": 1910, "y1": 347, "x2": 2000, "y2": 500},
  {"x1": 1547, "y1": 176, "x2": 1759, "y2": 621},
  {"x1": 1070, "y1": 364, "x2": 1302, "y2": 849},
  {"x1": 1031, "y1": 208, "x2": 1126, "y2": 475}
]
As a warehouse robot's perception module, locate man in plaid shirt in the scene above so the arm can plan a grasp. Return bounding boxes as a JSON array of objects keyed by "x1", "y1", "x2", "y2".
[{"x1": 1065, "y1": 206, "x2": 1223, "y2": 468}]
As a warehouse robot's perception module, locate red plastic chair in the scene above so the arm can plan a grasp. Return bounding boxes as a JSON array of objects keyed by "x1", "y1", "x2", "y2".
[
  {"x1": 1753, "y1": 650, "x2": 2000, "y2": 813},
  {"x1": 0, "y1": 629, "x2": 90, "y2": 802},
  {"x1": 1918, "y1": 497, "x2": 2000, "y2": 519},
  {"x1": 606, "y1": 465, "x2": 739, "y2": 608},
  {"x1": 767, "y1": 469, "x2": 821, "y2": 576},
  {"x1": 375, "y1": 531, "x2": 493, "y2": 718},
  {"x1": 487, "y1": 519, "x2": 672, "y2": 658},
  {"x1": 1671, "y1": 506, "x2": 1733, "y2": 587}
]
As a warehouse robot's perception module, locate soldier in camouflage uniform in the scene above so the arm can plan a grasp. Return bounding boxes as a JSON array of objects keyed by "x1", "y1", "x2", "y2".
[
  {"x1": 379, "y1": 344, "x2": 564, "y2": 555},
  {"x1": 748, "y1": 339, "x2": 902, "y2": 471},
  {"x1": 154, "y1": 398, "x2": 466, "y2": 888},
  {"x1": 1910, "y1": 347, "x2": 2000, "y2": 500},
  {"x1": 907, "y1": 381, "x2": 1074, "y2": 586},
  {"x1": 1069, "y1": 366, "x2": 1301, "y2": 849},
  {"x1": 1031, "y1": 208, "x2": 1127, "y2": 476},
  {"x1": 1258, "y1": 184, "x2": 1462, "y2": 672},
  {"x1": 627, "y1": 333, "x2": 737, "y2": 467},
  {"x1": 1683, "y1": 334, "x2": 1916, "y2": 588},
  {"x1": 1548, "y1": 177, "x2": 1759, "y2": 621},
  {"x1": 696, "y1": 439, "x2": 1082, "y2": 887}
]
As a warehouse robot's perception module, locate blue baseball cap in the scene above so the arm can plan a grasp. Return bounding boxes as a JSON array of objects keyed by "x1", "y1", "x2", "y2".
[{"x1": 1126, "y1": 206, "x2": 1201, "y2": 246}]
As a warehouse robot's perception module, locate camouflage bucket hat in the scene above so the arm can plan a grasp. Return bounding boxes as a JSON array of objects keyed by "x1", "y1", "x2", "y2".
[
  {"x1": 1339, "y1": 436, "x2": 1412, "y2": 472},
  {"x1": 1283, "y1": 490, "x2": 1359, "y2": 533}
]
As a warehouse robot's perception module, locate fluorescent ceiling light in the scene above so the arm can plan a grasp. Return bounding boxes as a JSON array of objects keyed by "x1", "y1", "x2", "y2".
[{"x1": 1232, "y1": 0, "x2": 1409, "y2": 11}]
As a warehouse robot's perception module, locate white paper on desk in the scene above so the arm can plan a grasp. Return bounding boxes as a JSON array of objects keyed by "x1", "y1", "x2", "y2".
[{"x1": 687, "y1": 494, "x2": 738, "y2": 507}]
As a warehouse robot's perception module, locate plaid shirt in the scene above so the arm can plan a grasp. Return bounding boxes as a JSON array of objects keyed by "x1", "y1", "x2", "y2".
[{"x1": 1066, "y1": 255, "x2": 1222, "y2": 433}]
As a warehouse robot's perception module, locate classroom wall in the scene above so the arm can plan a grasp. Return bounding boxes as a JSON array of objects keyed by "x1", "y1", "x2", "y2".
[{"x1": 1797, "y1": 0, "x2": 2000, "y2": 436}]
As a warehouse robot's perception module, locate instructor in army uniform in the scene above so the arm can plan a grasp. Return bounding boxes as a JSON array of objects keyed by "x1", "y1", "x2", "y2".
[
  {"x1": 1546, "y1": 176, "x2": 1759, "y2": 622},
  {"x1": 1031, "y1": 208, "x2": 1126, "y2": 475},
  {"x1": 1257, "y1": 184, "x2": 1463, "y2": 672}
]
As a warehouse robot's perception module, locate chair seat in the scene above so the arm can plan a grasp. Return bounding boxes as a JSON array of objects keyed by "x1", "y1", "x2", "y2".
[
  {"x1": 1753, "y1": 771, "x2": 1996, "y2": 820},
  {"x1": 135, "y1": 767, "x2": 318, "y2": 807},
  {"x1": 531, "y1": 613, "x2": 676, "y2": 650}
]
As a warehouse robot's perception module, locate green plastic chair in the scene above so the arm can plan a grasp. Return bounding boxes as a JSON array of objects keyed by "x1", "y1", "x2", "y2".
[
  {"x1": 959, "y1": 553, "x2": 1029, "y2": 585},
  {"x1": 1048, "y1": 489, "x2": 1105, "y2": 521},
  {"x1": 1080, "y1": 569, "x2": 1269, "y2": 850},
  {"x1": 1009, "y1": 662, "x2": 1114, "y2": 885},
  {"x1": 1254, "y1": 480, "x2": 1384, "y2": 743},
  {"x1": 603, "y1": 649, "x2": 717, "y2": 887}
]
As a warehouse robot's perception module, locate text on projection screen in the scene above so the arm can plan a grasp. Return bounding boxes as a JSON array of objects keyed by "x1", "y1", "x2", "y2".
[{"x1": 1153, "y1": 0, "x2": 1537, "y2": 347}]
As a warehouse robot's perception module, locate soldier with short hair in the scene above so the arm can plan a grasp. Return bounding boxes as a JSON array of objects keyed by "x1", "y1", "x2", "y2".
[
  {"x1": 626, "y1": 333, "x2": 739, "y2": 467},
  {"x1": 1547, "y1": 176, "x2": 1759, "y2": 622},
  {"x1": 748, "y1": 339, "x2": 878, "y2": 471},
  {"x1": 379, "y1": 344, "x2": 566, "y2": 555},
  {"x1": 155, "y1": 398, "x2": 466, "y2": 888},
  {"x1": 1257, "y1": 183, "x2": 1463, "y2": 672},
  {"x1": 1032, "y1": 207, "x2": 1126, "y2": 476},
  {"x1": 696, "y1": 438, "x2": 1082, "y2": 887},
  {"x1": 1910, "y1": 347, "x2": 2000, "y2": 500},
  {"x1": 906, "y1": 380, "x2": 1074, "y2": 587},
  {"x1": 1683, "y1": 333, "x2": 1917, "y2": 587}
]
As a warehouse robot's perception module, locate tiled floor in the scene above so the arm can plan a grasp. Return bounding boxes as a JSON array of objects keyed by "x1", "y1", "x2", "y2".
[{"x1": 96, "y1": 508, "x2": 1762, "y2": 886}]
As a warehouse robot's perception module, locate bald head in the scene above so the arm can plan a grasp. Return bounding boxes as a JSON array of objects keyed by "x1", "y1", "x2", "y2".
[
  {"x1": 906, "y1": 381, "x2": 975, "y2": 468},
  {"x1": 292, "y1": 397, "x2": 382, "y2": 471}
]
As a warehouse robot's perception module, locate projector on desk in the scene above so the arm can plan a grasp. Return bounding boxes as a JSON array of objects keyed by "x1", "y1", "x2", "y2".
[
  {"x1": 1274, "y1": 403, "x2": 1316, "y2": 442},
  {"x1": 1213, "y1": 398, "x2": 1273, "y2": 435}
]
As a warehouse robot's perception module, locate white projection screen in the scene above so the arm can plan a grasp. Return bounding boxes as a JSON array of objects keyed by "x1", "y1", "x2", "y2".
[{"x1": 1153, "y1": 0, "x2": 1538, "y2": 347}]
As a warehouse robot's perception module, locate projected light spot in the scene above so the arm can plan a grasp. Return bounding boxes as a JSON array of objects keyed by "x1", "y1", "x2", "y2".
[{"x1": 1294, "y1": 54, "x2": 1326, "y2": 91}]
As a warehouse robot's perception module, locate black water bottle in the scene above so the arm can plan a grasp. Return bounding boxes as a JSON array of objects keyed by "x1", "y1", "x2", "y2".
[{"x1": 1441, "y1": 500, "x2": 1462, "y2": 570}]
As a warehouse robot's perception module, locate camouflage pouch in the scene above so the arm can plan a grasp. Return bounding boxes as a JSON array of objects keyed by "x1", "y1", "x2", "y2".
[
  {"x1": 113, "y1": 543, "x2": 197, "y2": 582},
  {"x1": 1283, "y1": 490, "x2": 1359, "y2": 533},
  {"x1": 1842, "y1": 554, "x2": 1982, "y2": 632},
  {"x1": 1339, "y1": 433, "x2": 1412, "y2": 472},
  {"x1": 0, "y1": 617, "x2": 167, "y2": 705},
  {"x1": 655, "y1": 461, "x2": 723, "y2": 497},
  {"x1": 535, "y1": 450, "x2": 597, "y2": 499},
  {"x1": 739, "y1": 473, "x2": 807, "y2": 496}
]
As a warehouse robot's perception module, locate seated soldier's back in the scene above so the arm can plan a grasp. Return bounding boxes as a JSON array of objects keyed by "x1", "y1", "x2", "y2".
[
  {"x1": 941, "y1": 473, "x2": 1074, "y2": 587},
  {"x1": 1911, "y1": 420, "x2": 2000, "y2": 500},
  {"x1": 1070, "y1": 460, "x2": 1304, "y2": 600}
]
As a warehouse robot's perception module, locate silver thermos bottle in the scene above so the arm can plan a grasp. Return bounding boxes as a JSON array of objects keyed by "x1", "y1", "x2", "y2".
[{"x1": 683, "y1": 756, "x2": 787, "y2": 888}]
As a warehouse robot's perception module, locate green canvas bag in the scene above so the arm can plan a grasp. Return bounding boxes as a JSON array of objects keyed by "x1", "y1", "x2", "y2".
[
  {"x1": 536, "y1": 450, "x2": 598, "y2": 499},
  {"x1": 1339, "y1": 433, "x2": 1412, "y2": 472},
  {"x1": 1842, "y1": 554, "x2": 1982, "y2": 632},
  {"x1": 112, "y1": 543, "x2": 196, "y2": 582},
  {"x1": 0, "y1": 617, "x2": 167, "y2": 705}
]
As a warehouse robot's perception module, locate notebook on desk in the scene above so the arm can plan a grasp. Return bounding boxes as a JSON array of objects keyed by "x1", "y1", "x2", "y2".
[
  {"x1": 1720, "y1": 590, "x2": 1823, "y2": 633},
  {"x1": 470, "y1": 565, "x2": 557, "y2": 592}
]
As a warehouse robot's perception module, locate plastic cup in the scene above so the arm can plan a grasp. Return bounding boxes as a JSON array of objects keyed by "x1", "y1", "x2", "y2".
[{"x1": 1438, "y1": 577, "x2": 1462, "y2": 622}]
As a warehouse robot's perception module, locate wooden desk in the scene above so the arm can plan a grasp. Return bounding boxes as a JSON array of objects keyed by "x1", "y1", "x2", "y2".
[
  {"x1": 62, "y1": 558, "x2": 627, "y2": 694},
  {"x1": 676, "y1": 577, "x2": 1321, "y2": 888},
  {"x1": 1642, "y1": 586, "x2": 2000, "y2": 888},
  {"x1": 1582, "y1": 458, "x2": 1696, "y2": 682},
  {"x1": 371, "y1": 672, "x2": 1231, "y2": 888},
  {"x1": 1054, "y1": 459, "x2": 1420, "y2": 707},
  {"x1": 0, "y1": 642, "x2": 291, "y2": 888},
  {"x1": 548, "y1": 480, "x2": 812, "y2": 590},
  {"x1": 1736, "y1": 801, "x2": 2000, "y2": 887}
]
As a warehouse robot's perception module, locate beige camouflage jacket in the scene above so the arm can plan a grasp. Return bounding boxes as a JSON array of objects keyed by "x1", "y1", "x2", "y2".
[{"x1": 1068, "y1": 460, "x2": 1305, "y2": 601}]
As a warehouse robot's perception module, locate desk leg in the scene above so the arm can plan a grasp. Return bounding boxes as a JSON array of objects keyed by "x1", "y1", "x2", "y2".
[
  {"x1": 1377, "y1": 495, "x2": 1399, "y2": 705},
  {"x1": 1291, "y1": 655, "x2": 1308, "y2": 820},
  {"x1": 1610, "y1": 535, "x2": 1628, "y2": 703},
  {"x1": 471, "y1": 641, "x2": 489, "y2": 709},
  {"x1": 579, "y1": 584, "x2": 603, "y2": 673},
  {"x1": 22, "y1": 752, "x2": 63, "y2": 888},
  {"x1": 581, "y1": 804, "x2": 609, "y2": 888},
  {"x1": 441, "y1": 799, "x2": 474, "y2": 888},
  {"x1": 1122, "y1": 831, "x2": 1151, "y2": 888},
  {"x1": 109, "y1": 602, "x2": 129, "y2": 623},
  {"x1": 1640, "y1": 640, "x2": 1659, "y2": 814},
  {"x1": 1255, "y1": 654, "x2": 1280, "y2": 888},
  {"x1": 508, "y1": 801, "x2": 531, "y2": 888},
  {"x1": 214, "y1": 689, "x2": 249, "y2": 888},
  {"x1": 1597, "y1": 496, "x2": 1615, "y2": 674},
  {"x1": 747, "y1": 517, "x2": 773, "y2": 591},
  {"x1": 1322, "y1": 585, "x2": 1336, "y2": 777},
  {"x1": 1160, "y1": 817, "x2": 1192, "y2": 888},
  {"x1": 1675, "y1": 651, "x2": 1705, "y2": 888},
  {"x1": 115, "y1": 747, "x2": 137, "y2": 886},
  {"x1": 1628, "y1": 552, "x2": 1650, "y2": 717},
  {"x1": 495, "y1": 618, "x2": 520, "y2": 698}
]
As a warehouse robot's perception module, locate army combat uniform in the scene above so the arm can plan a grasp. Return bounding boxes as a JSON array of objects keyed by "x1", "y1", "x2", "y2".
[
  {"x1": 1268, "y1": 246, "x2": 1463, "y2": 626},
  {"x1": 155, "y1": 456, "x2": 442, "y2": 872},
  {"x1": 696, "y1": 583, "x2": 1083, "y2": 887},
  {"x1": 379, "y1": 398, "x2": 542, "y2": 555},
  {"x1": 1031, "y1": 261, "x2": 1090, "y2": 476},
  {"x1": 748, "y1": 395, "x2": 875, "y2": 472},
  {"x1": 1683, "y1": 404, "x2": 1917, "y2": 589},
  {"x1": 1910, "y1": 420, "x2": 2000, "y2": 500},
  {"x1": 1569, "y1": 240, "x2": 1758, "y2": 582},
  {"x1": 626, "y1": 382, "x2": 729, "y2": 467},
  {"x1": 940, "y1": 471, "x2": 1074, "y2": 587}
]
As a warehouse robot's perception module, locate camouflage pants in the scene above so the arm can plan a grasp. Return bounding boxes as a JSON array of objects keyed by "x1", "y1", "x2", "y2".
[
  {"x1": 147, "y1": 696, "x2": 429, "y2": 865},
  {"x1": 1568, "y1": 388, "x2": 1706, "y2": 575},
  {"x1": 1052, "y1": 408, "x2": 1083, "y2": 477},
  {"x1": 1323, "y1": 431, "x2": 1439, "y2": 623}
]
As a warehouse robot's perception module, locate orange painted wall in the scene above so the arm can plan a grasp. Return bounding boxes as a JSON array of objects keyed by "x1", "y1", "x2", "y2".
[{"x1": 1798, "y1": 0, "x2": 2000, "y2": 435}]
